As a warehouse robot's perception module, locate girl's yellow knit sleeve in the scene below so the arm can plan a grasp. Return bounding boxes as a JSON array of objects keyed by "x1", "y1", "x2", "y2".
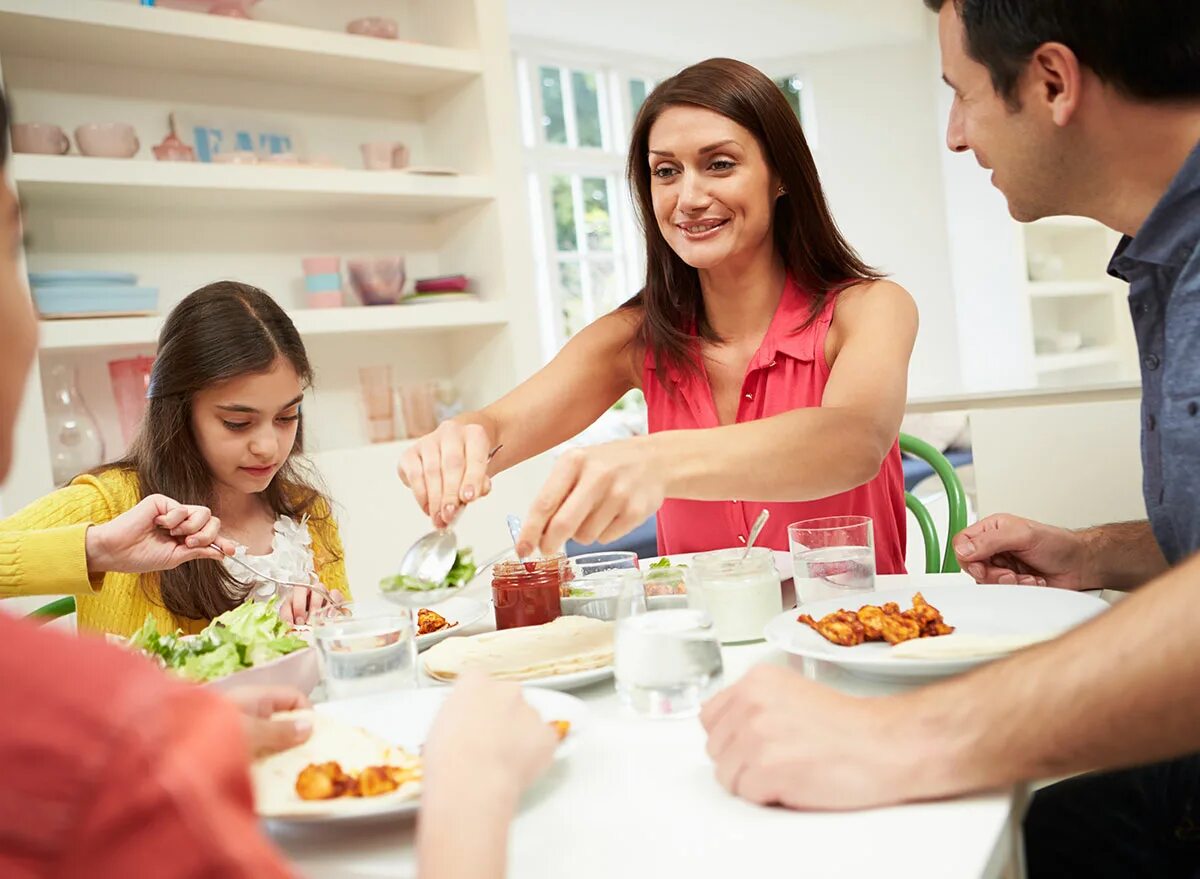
[{"x1": 0, "y1": 473, "x2": 124, "y2": 597}]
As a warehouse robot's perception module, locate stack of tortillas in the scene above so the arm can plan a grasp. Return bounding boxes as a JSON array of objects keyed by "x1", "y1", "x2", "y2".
[
  {"x1": 423, "y1": 616, "x2": 614, "y2": 682},
  {"x1": 251, "y1": 710, "x2": 422, "y2": 818}
]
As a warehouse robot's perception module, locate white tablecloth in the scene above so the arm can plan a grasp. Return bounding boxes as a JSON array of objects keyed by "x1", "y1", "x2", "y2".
[{"x1": 275, "y1": 574, "x2": 1023, "y2": 879}]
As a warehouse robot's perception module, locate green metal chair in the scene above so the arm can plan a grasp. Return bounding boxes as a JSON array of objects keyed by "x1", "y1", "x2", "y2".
[
  {"x1": 26, "y1": 596, "x2": 76, "y2": 623},
  {"x1": 899, "y1": 433, "x2": 968, "y2": 574}
]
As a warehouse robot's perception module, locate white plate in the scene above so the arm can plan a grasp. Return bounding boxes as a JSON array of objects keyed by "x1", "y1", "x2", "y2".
[
  {"x1": 764, "y1": 584, "x2": 1109, "y2": 682},
  {"x1": 519, "y1": 664, "x2": 613, "y2": 691},
  {"x1": 265, "y1": 687, "x2": 588, "y2": 824},
  {"x1": 416, "y1": 596, "x2": 487, "y2": 652},
  {"x1": 421, "y1": 662, "x2": 614, "y2": 692}
]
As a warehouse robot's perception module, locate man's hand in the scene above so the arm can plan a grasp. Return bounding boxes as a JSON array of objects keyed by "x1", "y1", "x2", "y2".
[{"x1": 953, "y1": 514, "x2": 1093, "y2": 588}]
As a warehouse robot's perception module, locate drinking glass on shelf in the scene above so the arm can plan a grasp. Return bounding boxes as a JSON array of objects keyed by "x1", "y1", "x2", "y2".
[
  {"x1": 789, "y1": 515, "x2": 876, "y2": 606},
  {"x1": 400, "y1": 381, "x2": 438, "y2": 438},
  {"x1": 108, "y1": 355, "x2": 154, "y2": 448},
  {"x1": 358, "y1": 365, "x2": 395, "y2": 443},
  {"x1": 614, "y1": 571, "x2": 723, "y2": 719},
  {"x1": 312, "y1": 610, "x2": 416, "y2": 700}
]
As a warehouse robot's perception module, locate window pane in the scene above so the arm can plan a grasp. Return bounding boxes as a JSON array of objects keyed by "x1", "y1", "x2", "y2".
[
  {"x1": 558, "y1": 260, "x2": 585, "y2": 338},
  {"x1": 774, "y1": 75, "x2": 804, "y2": 126},
  {"x1": 540, "y1": 65, "x2": 567, "y2": 145},
  {"x1": 629, "y1": 78, "x2": 650, "y2": 116},
  {"x1": 550, "y1": 175, "x2": 578, "y2": 252},
  {"x1": 571, "y1": 70, "x2": 603, "y2": 148},
  {"x1": 589, "y1": 259, "x2": 620, "y2": 315},
  {"x1": 581, "y1": 177, "x2": 612, "y2": 252}
]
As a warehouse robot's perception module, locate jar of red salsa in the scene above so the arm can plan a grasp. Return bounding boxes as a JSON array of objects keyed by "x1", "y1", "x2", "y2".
[{"x1": 492, "y1": 554, "x2": 565, "y2": 630}]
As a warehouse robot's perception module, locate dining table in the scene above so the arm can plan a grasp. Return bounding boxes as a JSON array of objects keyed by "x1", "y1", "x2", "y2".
[{"x1": 272, "y1": 572, "x2": 1027, "y2": 879}]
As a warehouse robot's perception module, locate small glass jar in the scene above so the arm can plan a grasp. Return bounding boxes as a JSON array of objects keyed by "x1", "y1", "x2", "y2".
[
  {"x1": 687, "y1": 547, "x2": 781, "y2": 643},
  {"x1": 492, "y1": 553, "x2": 565, "y2": 630}
]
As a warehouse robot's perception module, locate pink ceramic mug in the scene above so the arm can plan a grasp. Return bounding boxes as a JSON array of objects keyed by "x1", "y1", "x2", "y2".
[
  {"x1": 75, "y1": 123, "x2": 140, "y2": 159},
  {"x1": 12, "y1": 123, "x2": 69, "y2": 155},
  {"x1": 360, "y1": 141, "x2": 410, "y2": 170}
]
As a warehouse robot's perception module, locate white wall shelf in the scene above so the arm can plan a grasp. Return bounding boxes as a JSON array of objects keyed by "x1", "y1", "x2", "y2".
[
  {"x1": 38, "y1": 300, "x2": 510, "y2": 351},
  {"x1": 1027, "y1": 280, "x2": 1117, "y2": 299},
  {"x1": 1034, "y1": 346, "x2": 1121, "y2": 374},
  {"x1": 0, "y1": 0, "x2": 546, "y2": 570},
  {"x1": 0, "y1": 0, "x2": 482, "y2": 99},
  {"x1": 13, "y1": 155, "x2": 495, "y2": 218}
]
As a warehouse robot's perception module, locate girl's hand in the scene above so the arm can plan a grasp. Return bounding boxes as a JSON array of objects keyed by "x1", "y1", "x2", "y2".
[
  {"x1": 224, "y1": 686, "x2": 313, "y2": 758},
  {"x1": 85, "y1": 494, "x2": 236, "y2": 574},
  {"x1": 398, "y1": 421, "x2": 494, "y2": 529},
  {"x1": 277, "y1": 581, "x2": 344, "y2": 627},
  {"x1": 517, "y1": 438, "x2": 665, "y2": 557}
]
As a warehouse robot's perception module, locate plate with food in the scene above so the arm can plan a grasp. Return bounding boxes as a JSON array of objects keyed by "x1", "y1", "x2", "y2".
[
  {"x1": 422, "y1": 616, "x2": 614, "y2": 691},
  {"x1": 128, "y1": 597, "x2": 320, "y2": 694},
  {"x1": 414, "y1": 596, "x2": 488, "y2": 652},
  {"x1": 764, "y1": 584, "x2": 1109, "y2": 682},
  {"x1": 253, "y1": 687, "x2": 586, "y2": 824}
]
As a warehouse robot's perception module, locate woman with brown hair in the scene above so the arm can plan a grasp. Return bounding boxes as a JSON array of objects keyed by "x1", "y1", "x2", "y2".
[
  {"x1": 400, "y1": 57, "x2": 916, "y2": 571},
  {"x1": 0, "y1": 280, "x2": 349, "y2": 635}
]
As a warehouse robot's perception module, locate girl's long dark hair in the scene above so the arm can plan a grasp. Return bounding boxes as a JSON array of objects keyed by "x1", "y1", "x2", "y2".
[
  {"x1": 108, "y1": 280, "x2": 331, "y2": 620},
  {"x1": 625, "y1": 58, "x2": 883, "y2": 381}
]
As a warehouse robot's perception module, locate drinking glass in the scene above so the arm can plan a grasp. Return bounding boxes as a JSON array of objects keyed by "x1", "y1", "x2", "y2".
[
  {"x1": 614, "y1": 572, "x2": 723, "y2": 718},
  {"x1": 400, "y1": 381, "x2": 438, "y2": 438},
  {"x1": 312, "y1": 611, "x2": 416, "y2": 700},
  {"x1": 788, "y1": 515, "x2": 876, "y2": 605},
  {"x1": 358, "y1": 365, "x2": 395, "y2": 443}
]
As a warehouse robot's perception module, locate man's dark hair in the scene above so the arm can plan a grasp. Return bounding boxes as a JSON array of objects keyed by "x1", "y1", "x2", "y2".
[{"x1": 924, "y1": 0, "x2": 1200, "y2": 105}]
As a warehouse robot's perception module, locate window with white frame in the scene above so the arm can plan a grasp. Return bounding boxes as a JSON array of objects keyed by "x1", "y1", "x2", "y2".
[
  {"x1": 517, "y1": 52, "x2": 660, "y2": 359},
  {"x1": 517, "y1": 52, "x2": 809, "y2": 359}
]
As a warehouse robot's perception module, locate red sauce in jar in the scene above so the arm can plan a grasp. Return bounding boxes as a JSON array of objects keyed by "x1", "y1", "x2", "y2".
[{"x1": 492, "y1": 554, "x2": 565, "y2": 630}]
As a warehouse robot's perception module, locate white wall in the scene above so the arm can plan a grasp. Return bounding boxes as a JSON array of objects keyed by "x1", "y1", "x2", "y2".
[{"x1": 759, "y1": 30, "x2": 963, "y2": 398}]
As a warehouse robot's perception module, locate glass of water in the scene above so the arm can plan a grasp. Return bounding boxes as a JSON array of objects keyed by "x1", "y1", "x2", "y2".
[
  {"x1": 312, "y1": 611, "x2": 417, "y2": 700},
  {"x1": 788, "y1": 515, "x2": 876, "y2": 605},
  {"x1": 614, "y1": 572, "x2": 723, "y2": 718}
]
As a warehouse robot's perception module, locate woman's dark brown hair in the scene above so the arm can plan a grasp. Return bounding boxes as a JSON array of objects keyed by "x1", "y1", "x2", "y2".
[
  {"x1": 109, "y1": 280, "x2": 331, "y2": 620},
  {"x1": 626, "y1": 57, "x2": 882, "y2": 381}
]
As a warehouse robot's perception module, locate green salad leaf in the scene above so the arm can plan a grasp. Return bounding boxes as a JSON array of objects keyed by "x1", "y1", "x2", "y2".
[
  {"x1": 129, "y1": 597, "x2": 307, "y2": 683},
  {"x1": 650, "y1": 556, "x2": 686, "y2": 569},
  {"x1": 380, "y1": 548, "x2": 477, "y2": 593}
]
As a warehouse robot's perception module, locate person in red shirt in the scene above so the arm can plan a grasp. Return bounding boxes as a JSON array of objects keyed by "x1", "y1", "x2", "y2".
[{"x1": 0, "y1": 86, "x2": 555, "y2": 878}]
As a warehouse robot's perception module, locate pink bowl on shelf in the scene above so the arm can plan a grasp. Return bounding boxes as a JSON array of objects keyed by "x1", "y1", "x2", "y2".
[
  {"x1": 347, "y1": 257, "x2": 406, "y2": 306},
  {"x1": 75, "y1": 122, "x2": 140, "y2": 159},
  {"x1": 346, "y1": 16, "x2": 398, "y2": 39}
]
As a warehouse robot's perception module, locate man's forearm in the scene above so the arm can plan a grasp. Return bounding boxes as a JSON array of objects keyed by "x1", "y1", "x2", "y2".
[
  {"x1": 1082, "y1": 520, "x2": 1168, "y2": 591},
  {"x1": 904, "y1": 551, "x2": 1200, "y2": 799}
]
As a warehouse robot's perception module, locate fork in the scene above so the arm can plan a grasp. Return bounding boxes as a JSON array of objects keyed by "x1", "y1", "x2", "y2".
[{"x1": 224, "y1": 552, "x2": 348, "y2": 615}]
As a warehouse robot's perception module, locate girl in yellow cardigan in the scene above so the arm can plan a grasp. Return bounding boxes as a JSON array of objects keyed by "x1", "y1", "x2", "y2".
[{"x1": 0, "y1": 280, "x2": 350, "y2": 637}]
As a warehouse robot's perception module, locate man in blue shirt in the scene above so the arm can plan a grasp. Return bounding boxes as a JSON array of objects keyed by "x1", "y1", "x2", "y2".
[{"x1": 700, "y1": 2, "x2": 1200, "y2": 876}]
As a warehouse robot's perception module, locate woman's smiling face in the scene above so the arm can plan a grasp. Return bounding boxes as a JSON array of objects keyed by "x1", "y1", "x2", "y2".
[{"x1": 647, "y1": 104, "x2": 780, "y2": 271}]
